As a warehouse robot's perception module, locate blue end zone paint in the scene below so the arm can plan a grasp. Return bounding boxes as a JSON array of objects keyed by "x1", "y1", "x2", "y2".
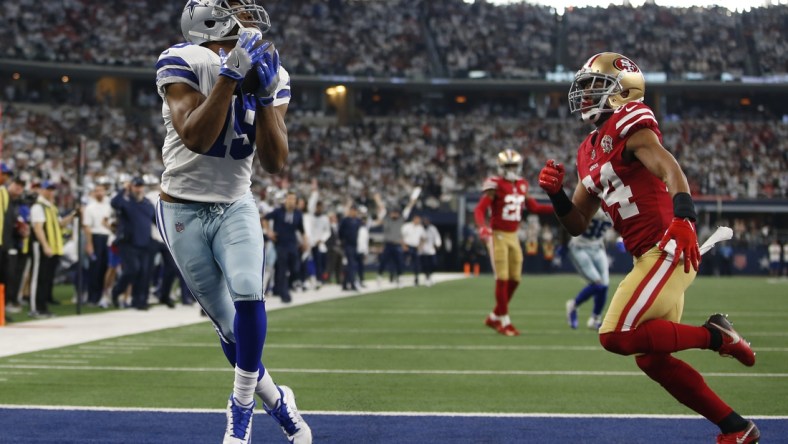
[{"x1": 0, "y1": 409, "x2": 784, "y2": 443}]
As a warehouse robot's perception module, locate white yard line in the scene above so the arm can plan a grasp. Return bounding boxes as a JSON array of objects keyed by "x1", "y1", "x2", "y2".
[
  {"x1": 99, "y1": 341, "x2": 788, "y2": 352},
  {"x1": 0, "y1": 364, "x2": 785, "y2": 378},
  {"x1": 0, "y1": 404, "x2": 786, "y2": 420},
  {"x1": 0, "y1": 273, "x2": 466, "y2": 358}
]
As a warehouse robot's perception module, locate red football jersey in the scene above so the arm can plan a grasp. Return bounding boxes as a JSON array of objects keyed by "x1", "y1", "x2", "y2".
[
  {"x1": 575, "y1": 102, "x2": 673, "y2": 257},
  {"x1": 481, "y1": 176, "x2": 530, "y2": 232}
]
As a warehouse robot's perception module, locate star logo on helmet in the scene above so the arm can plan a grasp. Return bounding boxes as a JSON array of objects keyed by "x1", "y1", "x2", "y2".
[{"x1": 186, "y1": 0, "x2": 200, "y2": 19}]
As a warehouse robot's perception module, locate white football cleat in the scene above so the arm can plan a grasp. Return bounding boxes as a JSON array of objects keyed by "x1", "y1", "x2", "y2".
[
  {"x1": 264, "y1": 385, "x2": 312, "y2": 444},
  {"x1": 224, "y1": 394, "x2": 254, "y2": 444}
]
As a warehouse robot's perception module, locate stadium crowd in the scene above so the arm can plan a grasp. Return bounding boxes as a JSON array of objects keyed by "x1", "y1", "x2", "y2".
[
  {"x1": 2, "y1": 101, "x2": 786, "y2": 210},
  {"x1": 1, "y1": 0, "x2": 785, "y2": 78}
]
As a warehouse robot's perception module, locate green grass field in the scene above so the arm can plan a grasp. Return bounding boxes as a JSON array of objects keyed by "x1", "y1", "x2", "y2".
[{"x1": 1, "y1": 274, "x2": 787, "y2": 417}]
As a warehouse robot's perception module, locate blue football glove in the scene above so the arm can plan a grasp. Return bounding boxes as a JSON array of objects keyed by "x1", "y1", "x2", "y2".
[
  {"x1": 254, "y1": 48, "x2": 280, "y2": 106},
  {"x1": 218, "y1": 29, "x2": 266, "y2": 82}
]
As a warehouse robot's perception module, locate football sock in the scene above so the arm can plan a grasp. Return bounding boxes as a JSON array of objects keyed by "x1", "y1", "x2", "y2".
[
  {"x1": 233, "y1": 366, "x2": 258, "y2": 407},
  {"x1": 636, "y1": 353, "x2": 732, "y2": 423},
  {"x1": 506, "y1": 280, "x2": 519, "y2": 302},
  {"x1": 599, "y1": 319, "x2": 711, "y2": 355},
  {"x1": 499, "y1": 315, "x2": 511, "y2": 327},
  {"x1": 233, "y1": 301, "x2": 267, "y2": 372},
  {"x1": 574, "y1": 283, "x2": 597, "y2": 306},
  {"x1": 493, "y1": 279, "x2": 508, "y2": 316},
  {"x1": 591, "y1": 284, "x2": 608, "y2": 316},
  {"x1": 255, "y1": 370, "x2": 282, "y2": 408},
  {"x1": 716, "y1": 411, "x2": 750, "y2": 434},
  {"x1": 488, "y1": 312, "x2": 500, "y2": 321}
]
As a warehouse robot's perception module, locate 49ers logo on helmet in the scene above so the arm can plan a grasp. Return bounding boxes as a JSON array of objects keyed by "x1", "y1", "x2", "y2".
[{"x1": 614, "y1": 57, "x2": 640, "y2": 73}]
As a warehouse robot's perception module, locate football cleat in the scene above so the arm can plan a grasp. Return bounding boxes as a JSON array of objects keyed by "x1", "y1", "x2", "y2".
[
  {"x1": 485, "y1": 315, "x2": 502, "y2": 331},
  {"x1": 586, "y1": 314, "x2": 601, "y2": 330},
  {"x1": 566, "y1": 300, "x2": 578, "y2": 329},
  {"x1": 497, "y1": 324, "x2": 520, "y2": 337},
  {"x1": 704, "y1": 314, "x2": 756, "y2": 367},
  {"x1": 224, "y1": 394, "x2": 254, "y2": 444},
  {"x1": 716, "y1": 420, "x2": 760, "y2": 444},
  {"x1": 264, "y1": 385, "x2": 312, "y2": 444}
]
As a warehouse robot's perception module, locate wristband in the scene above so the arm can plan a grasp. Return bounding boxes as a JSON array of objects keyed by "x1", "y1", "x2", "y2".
[
  {"x1": 673, "y1": 192, "x2": 697, "y2": 221},
  {"x1": 547, "y1": 188, "x2": 573, "y2": 217}
]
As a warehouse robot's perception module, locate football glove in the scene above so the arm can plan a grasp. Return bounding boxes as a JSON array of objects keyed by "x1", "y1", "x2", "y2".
[
  {"x1": 658, "y1": 217, "x2": 700, "y2": 273},
  {"x1": 254, "y1": 47, "x2": 280, "y2": 107},
  {"x1": 538, "y1": 159, "x2": 565, "y2": 195},
  {"x1": 218, "y1": 29, "x2": 266, "y2": 82},
  {"x1": 478, "y1": 226, "x2": 492, "y2": 242}
]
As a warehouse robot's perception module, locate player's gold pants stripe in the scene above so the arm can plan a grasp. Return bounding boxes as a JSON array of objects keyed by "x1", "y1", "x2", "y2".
[{"x1": 616, "y1": 251, "x2": 677, "y2": 331}]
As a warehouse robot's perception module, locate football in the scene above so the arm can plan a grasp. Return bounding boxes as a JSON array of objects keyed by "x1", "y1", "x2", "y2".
[{"x1": 241, "y1": 39, "x2": 276, "y2": 95}]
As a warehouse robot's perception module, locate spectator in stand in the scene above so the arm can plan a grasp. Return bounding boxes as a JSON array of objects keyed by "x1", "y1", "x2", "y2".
[
  {"x1": 29, "y1": 180, "x2": 77, "y2": 317},
  {"x1": 401, "y1": 213, "x2": 425, "y2": 287},
  {"x1": 110, "y1": 177, "x2": 154, "y2": 310},
  {"x1": 768, "y1": 238, "x2": 783, "y2": 277},
  {"x1": 324, "y1": 211, "x2": 343, "y2": 285},
  {"x1": 3, "y1": 177, "x2": 29, "y2": 317},
  {"x1": 263, "y1": 191, "x2": 308, "y2": 303},
  {"x1": 82, "y1": 182, "x2": 113, "y2": 306},
  {"x1": 419, "y1": 216, "x2": 442, "y2": 287},
  {"x1": 375, "y1": 191, "x2": 418, "y2": 287},
  {"x1": 338, "y1": 203, "x2": 362, "y2": 292}
]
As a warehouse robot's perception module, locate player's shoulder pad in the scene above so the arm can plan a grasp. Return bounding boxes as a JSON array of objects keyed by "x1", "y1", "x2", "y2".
[
  {"x1": 481, "y1": 176, "x2": 500, "y2": 192},
  {"x1": 611, "y1": 101, "x2": 658, "y2": 139},
  {"x1": 155, "y1": 43, "x2": 208, "y2": 94}
]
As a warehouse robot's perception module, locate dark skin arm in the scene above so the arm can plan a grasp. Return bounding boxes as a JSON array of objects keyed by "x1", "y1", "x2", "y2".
[
  {"x1": 557, "y1": 127, "x2": 688, "y2": 235},
  {"x1": 255, "y1": 102, "x2": 289, "y2": 174},
  {"x1": 165, "y1": 42, "x2": 289, "y2": 174},
  {"x1": 165, "y1": 78, "x2": 238, "y2": 154}
]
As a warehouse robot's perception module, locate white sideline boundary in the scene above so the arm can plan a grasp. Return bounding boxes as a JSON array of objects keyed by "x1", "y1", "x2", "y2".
[
  {"x1": 0, "y1": 273, "x2": 467, "y2": 358},
  {"x1": 0, "y1": 404, "x2": 786, "y2": 420},
  {"x1": 1, "y1": 364, "x2": 785, "y2": 378}
]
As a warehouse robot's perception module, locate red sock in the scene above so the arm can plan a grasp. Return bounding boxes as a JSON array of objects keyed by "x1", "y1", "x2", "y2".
[
  {"x1": 493, "y1": 279, "x2": 508, "y2": 316},
  {"x1": 600, "y1": 319, "x2": 711, "y2": 355},
  {"x1": 636, "y1": 353, "x2": 733, "y2": 423},
  {"x1": 506, "y1": 280, "x2": 519, "y2": 302}
]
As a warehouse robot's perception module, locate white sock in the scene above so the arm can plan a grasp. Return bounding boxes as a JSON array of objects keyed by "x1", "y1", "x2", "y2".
[
  {"x1": 255, "y1": 370, "x2": 281, "y2": 409},
  {"x1": 499, "y1": 315, "x2": 511, "y2": 327},
  {"x1": 488, "y1": 313, "x2": 499, "y2": 321},
  {"x1": 233, "y1": 366, "x2": 258, "y2": 407}
]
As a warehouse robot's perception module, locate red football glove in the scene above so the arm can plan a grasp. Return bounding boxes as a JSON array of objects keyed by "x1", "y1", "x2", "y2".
[
  {"x1": 478, "y1": 226, "x2": 492, "y2": 242},
  {"x1": 658, "y1": 217, "x2": 700, "y2": 273},
  {"x1": 538, "y1": 160, "x2": 565, "y2": 195}
]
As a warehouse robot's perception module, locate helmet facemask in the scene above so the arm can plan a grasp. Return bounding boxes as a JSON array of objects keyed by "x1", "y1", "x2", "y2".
[
  {"x1": 499, "y1": 163, "x2": 522, "y2": 181},
  {"x1": 182, "y1": 0, "x2": 271, "y2": 45},
  {"x1": 568, "y1": 71, "x2": 623, "y2": 123}
]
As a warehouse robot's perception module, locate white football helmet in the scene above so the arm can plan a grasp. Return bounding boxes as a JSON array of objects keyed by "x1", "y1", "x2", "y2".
[
  {"x1": 497, "y1": 149, "x2": 522, "y2": 182},
  {"x1": 181, "y1": 0, "x2": 270, "y2": 45},
  {"x1": 568, "y1": 52, "x2": 645, "y2": 123}
]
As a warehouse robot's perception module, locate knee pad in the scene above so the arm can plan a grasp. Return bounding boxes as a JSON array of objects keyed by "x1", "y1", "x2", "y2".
[
  {"x1": 599, "y1": 331, "x2": 635, "y2": 356},
  {"x1": 227, "y1": 271, "x2": 263, "y2": 298}
]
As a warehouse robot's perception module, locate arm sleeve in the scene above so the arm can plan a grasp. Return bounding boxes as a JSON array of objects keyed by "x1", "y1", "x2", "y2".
[
  {"x1": 474, "y1": 194, "x2": 492, "y2": 228},
  {"x1": 525, "y1": 197, "x2": 553, "y2": 215}
]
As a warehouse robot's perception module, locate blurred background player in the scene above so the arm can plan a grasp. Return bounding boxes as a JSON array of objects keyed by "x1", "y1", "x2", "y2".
[
  {"x1": 538, "y1": 52, "x2": 759, "y2": 443},
  {"x1": 565, "y1": 208, "x2": 613, "y2": 330},
  {"x1": 474, "y1": 149, "x2": 553, "y2": 336},
  {"x1": 155, "y1": 1, "x2": 310, "y2": 443}
]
